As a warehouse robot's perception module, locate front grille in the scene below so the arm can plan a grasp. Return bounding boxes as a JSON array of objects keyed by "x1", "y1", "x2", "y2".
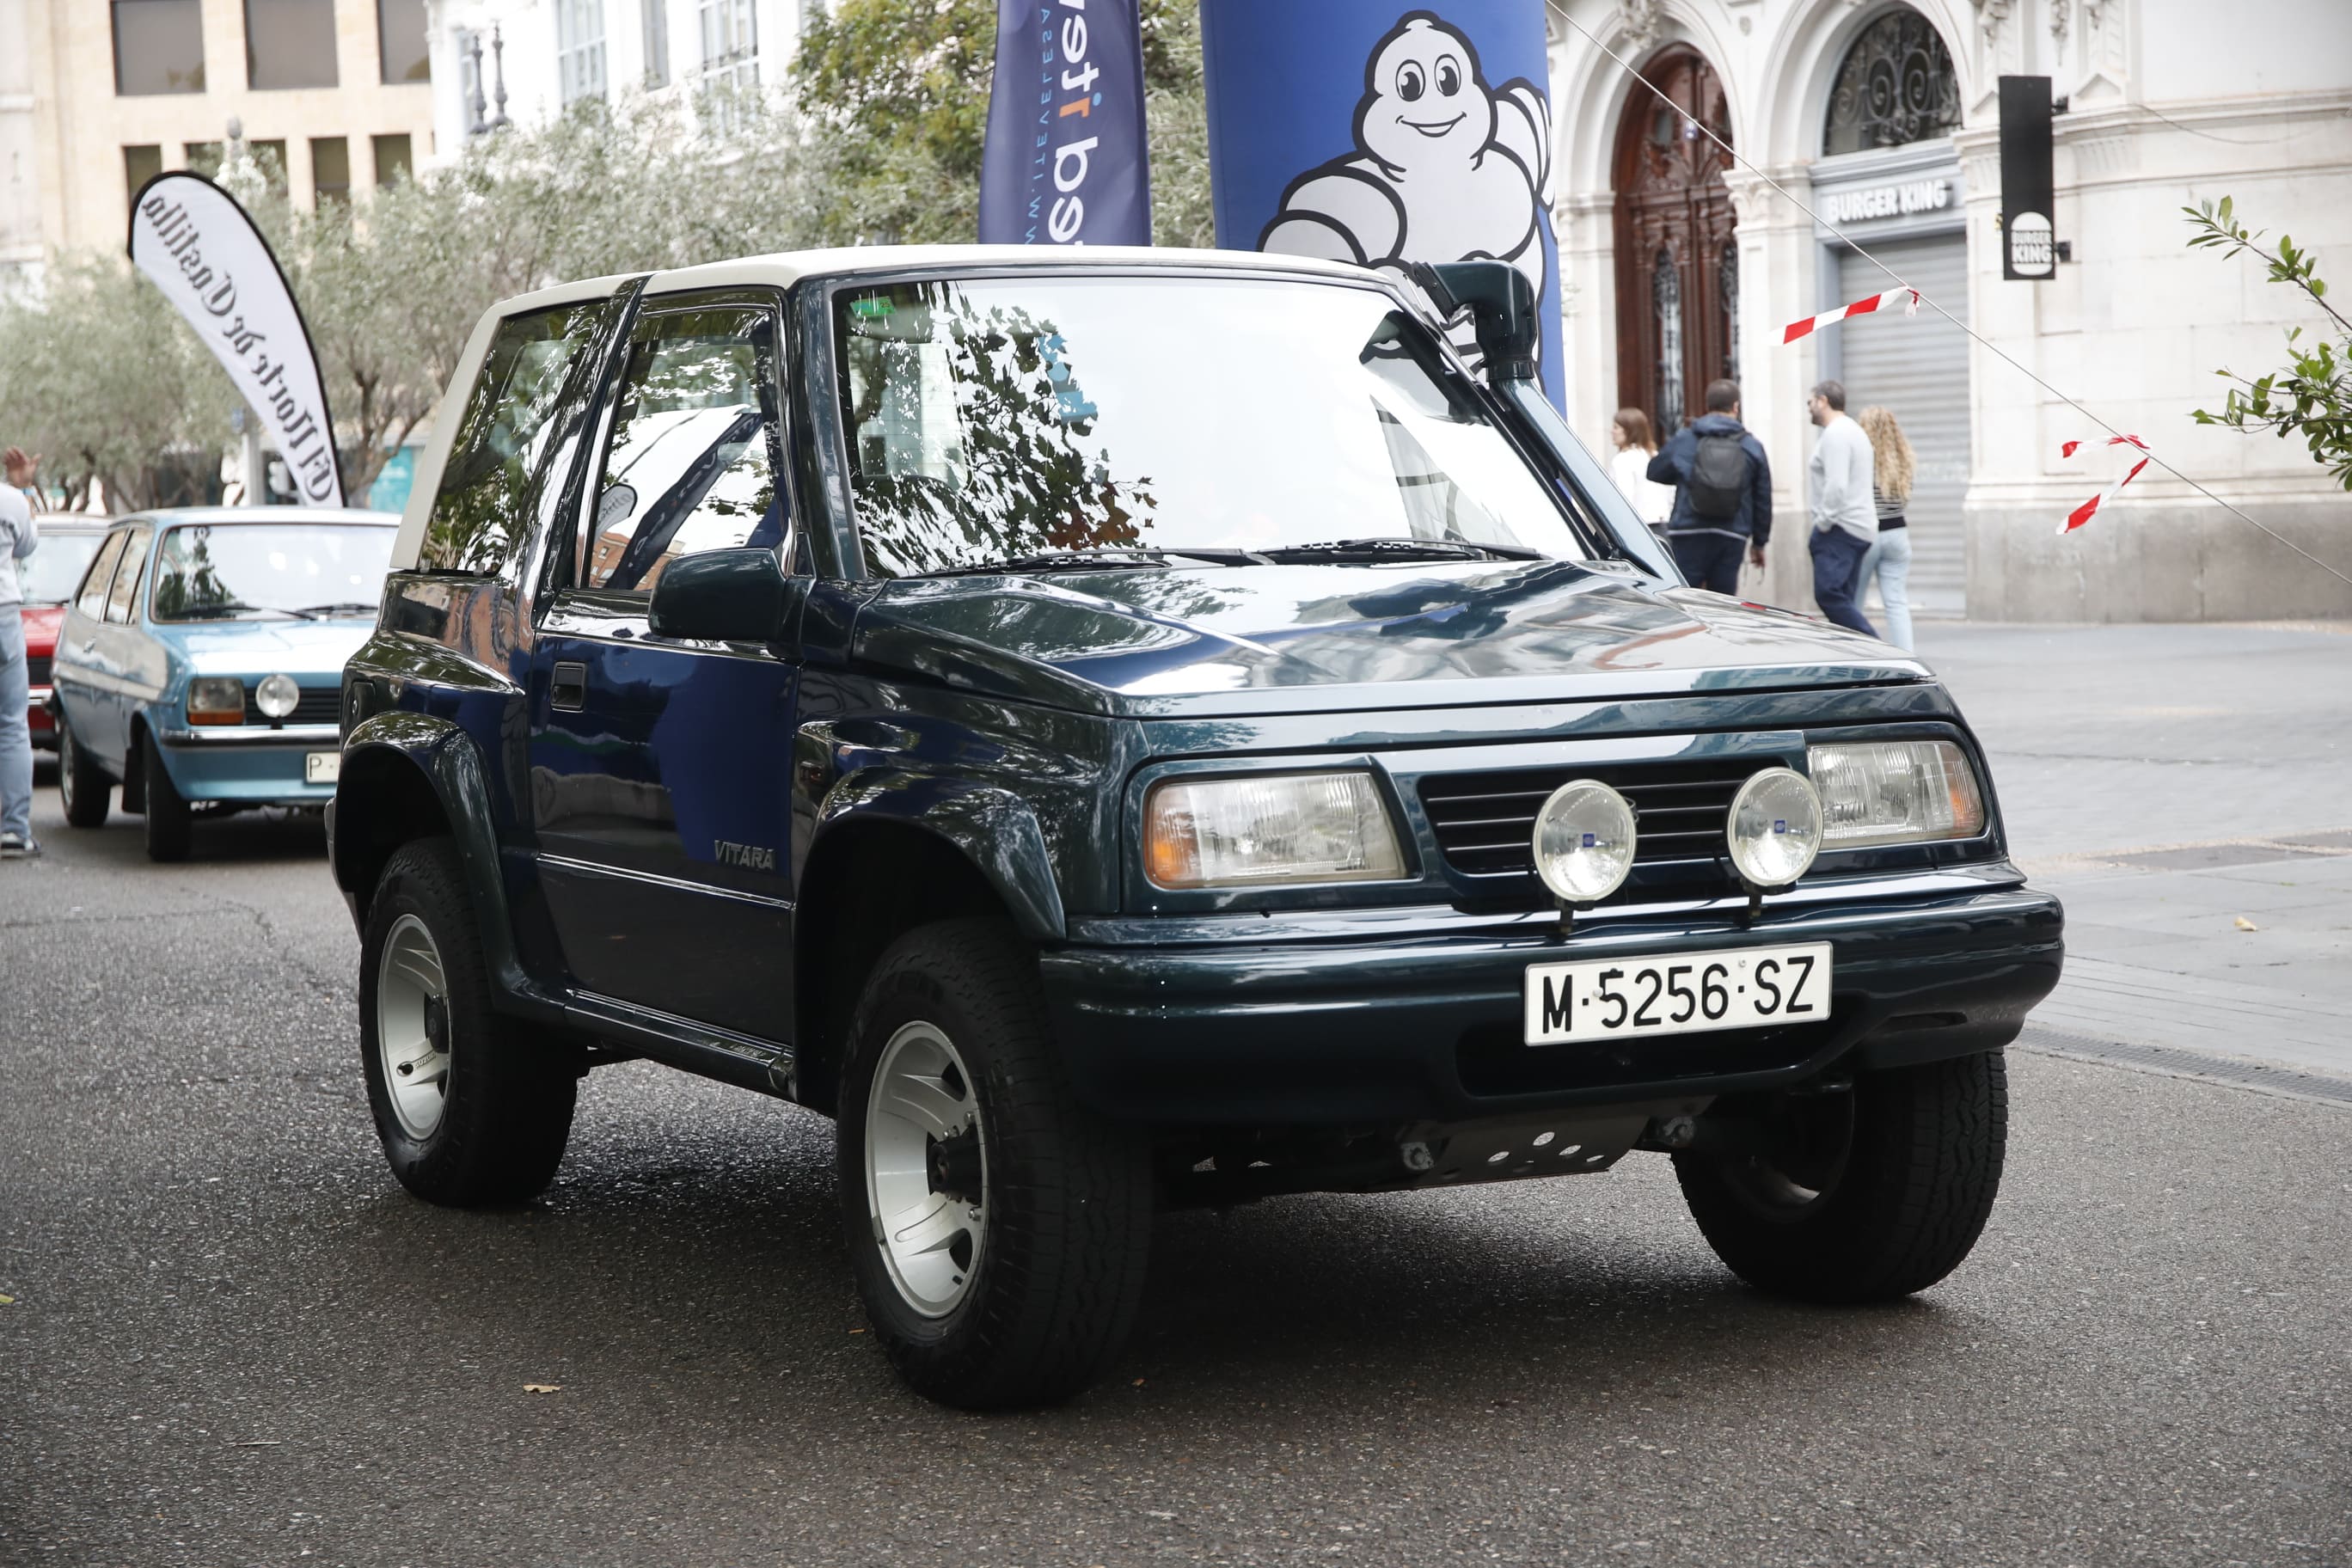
[
  {"x1": 26, "y1": 654, "x2": 50, "y2": 686},
  {"x1": 1418, "y1": 758, "x2": 1766, "y2": 880},
  {"x1": 240, "y1": 684, "x2": 342, "y2": 726}
]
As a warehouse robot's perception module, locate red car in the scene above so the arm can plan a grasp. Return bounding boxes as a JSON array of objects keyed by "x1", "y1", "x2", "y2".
[{"x1": 18, "y1": 518, "x2": 109, "y2": 751}]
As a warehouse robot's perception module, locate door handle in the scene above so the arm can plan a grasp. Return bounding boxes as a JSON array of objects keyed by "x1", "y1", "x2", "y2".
[{"x1": 550, "y1": 661, "x2": 587, "y2": 712}]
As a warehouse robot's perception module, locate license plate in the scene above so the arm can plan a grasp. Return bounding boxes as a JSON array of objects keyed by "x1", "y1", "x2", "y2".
[
  {"x1": 304, "y1": 750, "x2": 342, "y2": 784},
  {"x1": 1523, "y1": 942, "x2": 1833, "y2": 1045}
]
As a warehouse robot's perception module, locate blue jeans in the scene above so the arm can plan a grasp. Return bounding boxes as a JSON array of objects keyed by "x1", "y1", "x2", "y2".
[
  {"x1": 0, "y1": 608, "x2": 30, "y2": 840},
  {"x1": 1859, "y1": 525, "x2": 1914, "y2": 651},
  {"x1": 1669, "y1": 532, "x2": 1747, "y2": 594},
  {"x1": 1808, "y1": 528, "x2": 1878, "y2": 638}
]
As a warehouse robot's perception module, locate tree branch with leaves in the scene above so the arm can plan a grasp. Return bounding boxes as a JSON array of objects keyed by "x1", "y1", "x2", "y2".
[{"x1": 2184, "y1": 196, "x2": 2352, "y2": 491}]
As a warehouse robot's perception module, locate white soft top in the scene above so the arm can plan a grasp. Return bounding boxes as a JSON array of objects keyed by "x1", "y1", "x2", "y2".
[{"x1": 392, "y1": 247, "x2": 1390, "y2": 569}]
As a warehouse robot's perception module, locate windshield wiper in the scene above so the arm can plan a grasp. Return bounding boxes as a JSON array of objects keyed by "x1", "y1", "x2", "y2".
[
  {"x1": 289, "y1": 602, "x2": 379, "y2": 617},
  {"x1": 919, "y1": 546, "x2": 1273, "y2": 578},
  {"x1": 162, "y1": 601, "x2": 306, "y2": 621},
  {"x1": 1256, "y1": 536, "x2": 1545, "y2": 564}
]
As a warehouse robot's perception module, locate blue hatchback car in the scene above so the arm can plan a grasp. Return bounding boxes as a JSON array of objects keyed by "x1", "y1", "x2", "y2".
[{"x1": 50, "y1": 507, "x2": 398, "y2": 861}]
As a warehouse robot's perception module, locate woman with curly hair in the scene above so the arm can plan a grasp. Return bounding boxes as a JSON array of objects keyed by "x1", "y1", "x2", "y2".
[{"x1": 1854, "y1": 405, "x2": 1915, "y2": 651}]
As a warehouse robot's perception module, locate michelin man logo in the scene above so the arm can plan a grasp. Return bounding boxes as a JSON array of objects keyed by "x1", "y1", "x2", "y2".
[{"x1": 1259, "y1": 10, "x2": 1554, "y2": 373}]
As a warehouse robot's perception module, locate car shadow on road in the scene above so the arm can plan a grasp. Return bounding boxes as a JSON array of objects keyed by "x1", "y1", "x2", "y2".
[
  {"x1": 43, "y1": 800, "x2": 330, "y2": 867},
  {"x1": 313, "y1": 1099, "x2": 1964, "y2": 1429}
]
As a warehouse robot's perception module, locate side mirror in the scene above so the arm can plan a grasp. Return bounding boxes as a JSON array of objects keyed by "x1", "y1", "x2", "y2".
[{"x1": 647, "y1": 547, "x2": 801, "y2": 644}]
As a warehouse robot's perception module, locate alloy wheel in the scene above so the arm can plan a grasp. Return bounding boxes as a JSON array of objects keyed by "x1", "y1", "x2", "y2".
[
  {"x1": 863, "y1": 1020, "x2": 987, "y2": 1318},
  {"x1": 376, "y1": 914, "x2": 453, "y2": 1140}
]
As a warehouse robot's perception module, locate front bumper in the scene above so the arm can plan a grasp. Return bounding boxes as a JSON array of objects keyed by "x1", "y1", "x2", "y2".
[
  {"x1": 1040, "y1": 869, "x2": 2063, "y2": 1127},
  {"x1": 156, "y1": 725, "x2": 339, "y2": 805}
]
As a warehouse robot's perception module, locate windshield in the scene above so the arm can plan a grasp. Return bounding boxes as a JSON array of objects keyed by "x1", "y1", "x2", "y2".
[
  {"x1": 150, "y1": 523, "x2": 397, "y2": 622},
  {"x1": 832, "y1": 275, "x2": 1601, "y2": 576},
  {"x1": 19, "y1": 530, "x2": 106, "y2": 605}
]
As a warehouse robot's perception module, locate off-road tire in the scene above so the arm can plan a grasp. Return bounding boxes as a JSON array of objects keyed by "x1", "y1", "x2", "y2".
[
  {"x1": 359, "y1": 836, "x2": 577, "y2": 1206},
  {"x1": 837, "y1": 919, "x2": 1153, "y2": 1409},
  {"x1": 142, "y1": 731, "x2": 191, "y2": 861},
  {"x1": 1674, "y1": 1050, "x2": 2007, "y2": 1303},
  {"x1": 56, "y1": 709, "x2": 109, "y2": 828}
]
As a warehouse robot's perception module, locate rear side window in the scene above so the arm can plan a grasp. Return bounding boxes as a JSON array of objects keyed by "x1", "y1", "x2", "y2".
[
  {"x1": 105, "y1": 529, "x2": 153, "y2": 623},
  {"x1": 76, "y1": 531, "x2": 128, "y2": 618},
  {"x1": 420, "y1": 297, "x2": 615, "y2": 575}
]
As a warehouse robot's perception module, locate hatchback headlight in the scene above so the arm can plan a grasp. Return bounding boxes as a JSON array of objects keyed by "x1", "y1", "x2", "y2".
[
  {"x1": 187, "y1": 677, "x2": 246, "y2": 726},
  {"x1": 255, "y1": 671, "x2": 301, "y2": 720},
  {"x1": 1142, "y1": 772, "x2": 1406, "y2": 889},
  {"x1": 1810, "y1": 740, "x2": 1987, "y2": 848}
]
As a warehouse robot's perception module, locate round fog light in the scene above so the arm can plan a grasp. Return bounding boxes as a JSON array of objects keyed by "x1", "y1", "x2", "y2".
[
  {"x1": 1727, "y1": 767, "x2": 1822, "y2": 889},
  {"x1": 1531, "y1": 780, "x2": 1638, "y2": 904},
  {"x1": 255, "y1": 672, "x2": 301, "y2": 720}
]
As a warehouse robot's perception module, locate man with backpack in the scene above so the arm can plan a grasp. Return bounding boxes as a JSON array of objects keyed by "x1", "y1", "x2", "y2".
[{"x1": 1646, "y1": 379, "x2": 1773, "y2": 593}]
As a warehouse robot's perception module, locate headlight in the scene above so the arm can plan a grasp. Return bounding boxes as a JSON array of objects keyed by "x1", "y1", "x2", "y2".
[
  {"x1": 1727, "y1": 766, "x2": 1822, "y2": 888},
  {"x1": 1810, "y1": 740, "x2": 1987, "y2": 848},
  {"x1": 255, "y1": 672, "x2": 301, "y2": 720},
  {"x1": 187, "y1": 677, "x2": 246, "y2": 726},
  {"x1": 1142, "y1": 772, "x2": 1406, "y2": 889},
  {"x1": 1531, "y1": 779, "x2": 1637, "y2": 903}
]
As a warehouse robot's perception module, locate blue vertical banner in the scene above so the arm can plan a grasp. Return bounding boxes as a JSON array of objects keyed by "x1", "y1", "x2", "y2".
[
  {"x1": 979, "y1": 0, "x2": 1153, "y2": 247},
  {"x1": 1200, "y1": 3, "x2": 1562, "y2": 406}
]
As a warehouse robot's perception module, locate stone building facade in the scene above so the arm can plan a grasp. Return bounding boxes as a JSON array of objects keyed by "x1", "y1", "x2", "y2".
[{"x1": 1546, "y1": 0, "x2": 2352, "y2": 622}]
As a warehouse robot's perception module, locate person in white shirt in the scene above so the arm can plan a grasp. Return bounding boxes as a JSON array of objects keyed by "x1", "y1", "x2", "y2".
[
  {"x1": 1607, "y1": 407, "x2": 1676, "y2": 538},
  {"x1": 0, "y1": 445, "x2": 41, "y2": 857},
  {"x1": 1804, "y1": 381, "x2": 1880, "y2": 638}
]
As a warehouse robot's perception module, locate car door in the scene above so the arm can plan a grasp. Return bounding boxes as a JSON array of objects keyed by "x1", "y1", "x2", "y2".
[
  {"x1": 53, "y1": 528, "x2": 126, "y2": 763},
  {"x1": 526, "y1": 289, "x2": 802, "y2": 1039},
  {"x1": 89, "y1": 524, "x2": 155, "y2": 766}
]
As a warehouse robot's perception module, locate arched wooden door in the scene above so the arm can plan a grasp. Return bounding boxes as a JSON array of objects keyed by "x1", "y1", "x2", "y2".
[{"x1": 1613, "y1": 47, "x2": 1737, "y2": 438}]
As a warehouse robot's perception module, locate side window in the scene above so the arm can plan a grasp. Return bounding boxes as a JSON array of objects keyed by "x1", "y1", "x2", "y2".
[
  {"x1": 105, "y1": 529, "x2": 153, "y2": 624},
  {"x1": 420, "y1": 297, "x2": 616, "y2": 576},
  {"x1": 76, "y1": 531, "x2": 127, "y2": 618},
  {"x1": 581, "y1": 303, "x2": 782, "y2": 595}
]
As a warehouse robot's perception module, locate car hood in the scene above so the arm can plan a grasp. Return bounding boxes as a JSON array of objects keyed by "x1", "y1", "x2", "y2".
[
  {"x1": 847, "y1": 560, "x2": 1929, "y2": 718},
  {"x1": 154, "y1": 617, "x2": 379, "y2": 679}
]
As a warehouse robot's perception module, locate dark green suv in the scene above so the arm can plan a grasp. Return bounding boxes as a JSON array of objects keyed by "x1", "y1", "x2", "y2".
[{"x1": 329, "y1": 248, "x2": 2062, "y2": 1408}]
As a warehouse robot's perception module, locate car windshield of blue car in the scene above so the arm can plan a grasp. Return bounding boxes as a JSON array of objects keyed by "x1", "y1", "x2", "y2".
[
  {"x1": 150, "y1": 524, "x2": 397, "y2": 622},
  {"x1": 19, "y1": 530, "x2": 107, "y2": 605},
  {"x1": 834, "y1": 274, "x2": 1605, "y2": 577}
]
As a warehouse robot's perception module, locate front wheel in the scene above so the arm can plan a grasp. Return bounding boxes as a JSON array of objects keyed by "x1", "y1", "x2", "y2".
[
  {"x1": 142, "y1": 731, "x2": 191, "y2": 861},
  {"x1": 837, "y1": 920, "x2": 1153, "y2": 1409},
  {"x1": 1673, "y1": 1051, "x2": 2008, "y2": 1303},
  {"x1": 358, "y1": 836, "x2": 578, "y2": 1206},
  {"x1": 56, "y1": 708, "x2": 109, "y2": 829}
]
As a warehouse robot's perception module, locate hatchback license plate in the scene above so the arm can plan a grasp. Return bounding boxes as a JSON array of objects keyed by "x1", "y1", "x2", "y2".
[
  {"x1": 305, "y1": 750, "x2": 341, "y2": 784},
  {"x1": 1523, "y1": 942, "x2": 1832, "y2": 1045}
]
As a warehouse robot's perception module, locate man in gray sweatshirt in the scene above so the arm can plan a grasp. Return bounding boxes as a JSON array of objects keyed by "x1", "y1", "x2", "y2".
[
  {"x1": 1804, "y1": 381, "x2": 1879, "y2": 638},
  {"x1": 0, "y1": 446, "x2": 40, "y2": 855}
]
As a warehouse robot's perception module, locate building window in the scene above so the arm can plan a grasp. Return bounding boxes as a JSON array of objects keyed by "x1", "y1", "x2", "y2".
[
  {"x1": 373, "y1": 133, "x2": 413, "y2": 187},
  {"x1": 557, "y1": 0, "x2": 608, "y2": 104},
  {"x1": 1652, "y1": 249, "x2": 1685, "y2": 438},
  {"x1": 644, "y1": 0, "x2": 671, "y2": 87},
  {"x1": 377, "y1": 0, "x2": 431, "y2": 83},
  {"x1": 184, "y1": 141, "x2": 224, "y2": 176},
  {"x1": 113, "y1": 0, "x2": 205, "y2": 95},
  {"x1": 246, "y1": 0, "x2": 340, "y2": 90},
  {"x1": 1822, "y1": 6, "x2": 1961, "y2": 156},
  {"x1": 1719, "y1": 241, "x2": 1740, "y2": 384},
  {"x1": 124, "y1": 145, "x2": 164, "y2": 215},
  {"x1": 312, "y1": 137, "x2": 352, "y2": 204},
  {"x1": 700, "y1": 0, "x2": 758, "y2": 95},
  {"x1": 251, "y1": 140, "x2": 290, "y2": 193}
]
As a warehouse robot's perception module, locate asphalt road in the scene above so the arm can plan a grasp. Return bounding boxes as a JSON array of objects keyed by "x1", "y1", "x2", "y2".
[{"x1": 4, "y1": 634, "x2": 2350, "y2": 1566}]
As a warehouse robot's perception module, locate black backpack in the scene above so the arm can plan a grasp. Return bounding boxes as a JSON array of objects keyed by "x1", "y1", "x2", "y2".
[{"x1": 1686, "y1": 431, "x2": 1752, "y2": 522}]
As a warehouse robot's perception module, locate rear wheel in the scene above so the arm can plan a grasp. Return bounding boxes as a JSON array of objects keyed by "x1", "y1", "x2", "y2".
[
  {"x1": 837, "y1": 920, "x2": 1153, "y2": 1409},
  {"x1": 142, "y1": 731, "x2": 191, "y2": 861},
  {"x1": 56, "y1": 709, "x2": 109, "y2": 829},
  {"x1": 359, "y1": 836, "x2": 578, "y2": 1206},
  {"x1": 1673, "y1": 1051, "x2": 2007, "y2": 1303}
]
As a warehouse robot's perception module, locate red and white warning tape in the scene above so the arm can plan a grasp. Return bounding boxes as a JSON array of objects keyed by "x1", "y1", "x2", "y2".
[
  {"x1": 2059, "y1": 434, "x2": 2151, "y2": 533},
  {"x1": 1779, "y1": 288, "x2": 1920, "y2": 344}
]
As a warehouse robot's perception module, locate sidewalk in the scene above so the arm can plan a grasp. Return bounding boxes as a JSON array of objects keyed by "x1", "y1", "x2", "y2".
[{"x1": 1917, "y1": 621, "x2": 2352, "y2": 1078}]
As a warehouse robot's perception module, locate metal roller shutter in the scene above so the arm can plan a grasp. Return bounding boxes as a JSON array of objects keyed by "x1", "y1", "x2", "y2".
[{"x1": 1838, "y1": 236, "x2": 1970, "y2": 617}]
